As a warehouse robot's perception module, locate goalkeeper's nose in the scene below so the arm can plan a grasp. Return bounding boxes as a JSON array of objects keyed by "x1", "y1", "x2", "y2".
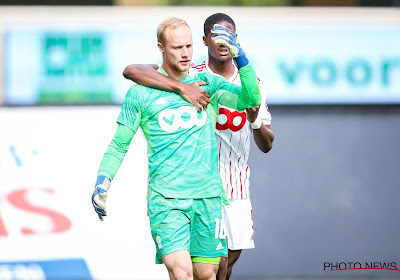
[{"x1": 181, "y1": 46, "x2": 190, "y2": 59}]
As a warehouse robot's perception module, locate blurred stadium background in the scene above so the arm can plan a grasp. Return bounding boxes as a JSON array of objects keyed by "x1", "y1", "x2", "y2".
[{"x1": 0, "y1": 0, "x2": 399, "y2": 280}]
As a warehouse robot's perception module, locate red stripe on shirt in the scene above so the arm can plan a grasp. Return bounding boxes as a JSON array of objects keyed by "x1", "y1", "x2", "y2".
[
  {"x1": 237, "y1": 129, "x2": 243, "y2": 199},
  {"x1": 241, "y1": 133, "x2": 250, "y2": 198}
]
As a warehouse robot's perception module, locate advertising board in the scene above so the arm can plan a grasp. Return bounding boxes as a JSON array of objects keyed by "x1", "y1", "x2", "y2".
[
  {"x1": 4, "y1": 23, "x2": 399, "y2": 105},
  {"x1": 0, "y1": 107, "x2": 169, "y2": 280}
]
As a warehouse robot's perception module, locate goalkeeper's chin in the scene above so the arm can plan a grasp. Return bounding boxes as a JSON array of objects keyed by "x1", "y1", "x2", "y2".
[{"x1": 177, "y1": 61, "x2": 191, "y2": 73}]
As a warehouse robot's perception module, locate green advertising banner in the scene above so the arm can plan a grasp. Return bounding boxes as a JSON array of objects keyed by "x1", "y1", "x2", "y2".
[
  {"x1": 4, "y1": 26, "x2": 160, "y2": 106},
  {"x1": 4, "y1": 24, "x2": 400, "y2": 105},
  {"x1": 41, "y1": 33, "x2": 111, "y2": 104}
]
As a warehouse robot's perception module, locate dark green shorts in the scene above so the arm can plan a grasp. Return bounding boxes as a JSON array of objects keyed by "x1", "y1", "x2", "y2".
[{"x1": 148, "y1": 189, "x2": 228, "y2": 264}]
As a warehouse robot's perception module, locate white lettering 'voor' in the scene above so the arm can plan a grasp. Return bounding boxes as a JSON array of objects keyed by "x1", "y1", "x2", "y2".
[{"x1": 158, "y1": 106, "x2": 207, "y2": 132}]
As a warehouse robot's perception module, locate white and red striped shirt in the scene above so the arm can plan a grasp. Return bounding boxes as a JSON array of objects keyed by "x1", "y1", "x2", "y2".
[{"x1": 190, "y1": 61, "x2": 272, "y2": 200}]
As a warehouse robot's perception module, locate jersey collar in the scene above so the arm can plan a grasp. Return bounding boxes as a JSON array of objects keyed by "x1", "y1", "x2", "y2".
[
  {"x1": 159, "y1": 66, "x2": 191, "y2": 82},
  {"x1": 205, "y1": 62, "x2": 238, "y2": 83}
]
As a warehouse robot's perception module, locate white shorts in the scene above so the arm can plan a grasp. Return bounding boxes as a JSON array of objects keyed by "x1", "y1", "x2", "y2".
[{"x1": 222, "y1": 199, "x2": 255, "y2": 250}]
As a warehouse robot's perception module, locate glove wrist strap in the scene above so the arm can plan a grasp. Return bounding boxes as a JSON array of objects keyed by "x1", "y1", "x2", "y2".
[
  {"x1": 234, "y1": 55, "x2": 249, "y2": 69},
  {"x1": 96, "y1": 175, "x2": 111, "y2": 190}
]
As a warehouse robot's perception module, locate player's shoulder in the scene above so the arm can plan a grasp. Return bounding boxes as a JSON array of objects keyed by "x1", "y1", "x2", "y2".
[
  {"x1": 197, "y1": 70, "x2": 226, "y2": 85},
  {"x1": 126, "y1": 84, "x2": 157, "y2": 100},
  {"x1": 189, "y1": 63, "x2": 218, "y2": 81},
  {"x1": 128, "y1": 83, "x2": 147, "y2": 94}
]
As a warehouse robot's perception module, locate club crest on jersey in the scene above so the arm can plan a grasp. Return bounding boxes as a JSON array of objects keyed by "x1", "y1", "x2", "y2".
[
  {"x1": 216, "y1": 108, "x2": 246, "y2": 131},
  {"x1": 158, "y1": 106, "x2": 207, "y2": 132}
]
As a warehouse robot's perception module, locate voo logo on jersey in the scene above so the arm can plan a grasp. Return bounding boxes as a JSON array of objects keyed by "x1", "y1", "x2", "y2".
[{"x1": 158, "y1": 106, "x2": 207, "y2": 132}]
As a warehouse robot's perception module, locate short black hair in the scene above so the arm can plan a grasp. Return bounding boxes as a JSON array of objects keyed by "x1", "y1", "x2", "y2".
[{"x1": 203, "y1": 13, "x2": 236, "y2": 36}]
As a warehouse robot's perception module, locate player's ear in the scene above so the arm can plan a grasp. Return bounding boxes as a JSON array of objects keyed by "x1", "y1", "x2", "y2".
[
  {"x1": 157, "y1": 42, "x2": 164, "y2": 52},
  {"x1": 202, "y1": 35, "x2": 208, "y2": 46}
]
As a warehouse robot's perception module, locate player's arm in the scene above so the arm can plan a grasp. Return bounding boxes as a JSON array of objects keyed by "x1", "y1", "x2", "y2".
[
  {"x1": 92, "y1": 123, "x2": 135, "y2": 221},
  {"x1": 123, "y1": 64, "x2": 210, "y2": 110},
  {"x1": 92, "y1": 85, "x2": 143, "y2": 222},
  {"x1": 236, "y1": 65, "x2": 261, "y2": 110},
  {"x1": 247, "y1": 80, "x2": 274, "y2": 153},
  {"x1": 211, "y1": 24, "x2": 261, "y2": 110},
  {"x1": 246, "y1": 106, "x2": 274, "y2": 153},
  {"x1": 97, "y1": 124, "x2": 134, "y2": 181}
]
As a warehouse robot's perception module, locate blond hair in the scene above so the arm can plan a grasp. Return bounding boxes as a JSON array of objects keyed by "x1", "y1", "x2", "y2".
[{"x1": 157, "y1": 17, "x2": 190, "y2": 45}]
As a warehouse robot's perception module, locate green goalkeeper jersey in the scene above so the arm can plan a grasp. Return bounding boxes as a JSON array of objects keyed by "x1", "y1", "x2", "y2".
[{"x1": 98, "y1": 64, "x2": 260, "y2": 199}]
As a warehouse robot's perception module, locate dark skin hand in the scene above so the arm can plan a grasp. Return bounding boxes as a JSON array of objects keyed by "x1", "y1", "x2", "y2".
[
  {"x1": 176, "y1": 81, "x2": 211, "y2": 111},
  {"x1": 246, "y1": 106, "x2": 274, "y2": 153}
]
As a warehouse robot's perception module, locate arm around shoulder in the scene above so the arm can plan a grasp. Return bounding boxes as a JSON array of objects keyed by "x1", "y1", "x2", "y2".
[
  {"x1": 123, "y1": 64, "x2": 160, "y2": 85},
  {"x1": 123, "y1": 64, "x2": 188, "y2": 95},
  {"x1": 123, "y1": 64, "x2": 210, "y2": 111}
]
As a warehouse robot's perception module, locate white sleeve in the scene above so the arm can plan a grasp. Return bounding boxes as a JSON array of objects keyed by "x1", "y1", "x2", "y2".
[{"x1": 258, "y1": 79, "x2": 272, "y2": 125}]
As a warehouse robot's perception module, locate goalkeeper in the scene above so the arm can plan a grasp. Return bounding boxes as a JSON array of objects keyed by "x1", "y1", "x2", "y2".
[
  {"x1": 92, "y1": 17, "x2": 260, "y2": 280},
  {"x1": 123, "y1": 13, "x2": 275, "y2": 280}
]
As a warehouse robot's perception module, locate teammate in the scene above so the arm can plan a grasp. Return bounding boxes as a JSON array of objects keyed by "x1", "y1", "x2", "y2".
[
  {"x1": 91, "y1": 17, "x2": 261, "y2": 280},
  {"x1": 122, "y1": 13, "x2": 274, "y2": 280}
]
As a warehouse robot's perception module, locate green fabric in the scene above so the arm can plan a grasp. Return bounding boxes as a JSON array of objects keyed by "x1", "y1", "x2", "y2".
[
  {"x1": 148, "y1": 189, "x2": 227, "y2": 264},
  {"x1": 191, "y1": 256, "x2": 221, "y2": 265},
  {"x1": 98, "y1": 64, "x2": 260, "y2": 200},
  {"x1": 97, "y1": 124, "x2": 135, "y2": 180}
]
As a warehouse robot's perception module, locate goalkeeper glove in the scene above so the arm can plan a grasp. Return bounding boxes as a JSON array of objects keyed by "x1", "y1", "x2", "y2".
[
  {"x1": 92, "y1": 175, "x2": 111, "y2": 221},
  {"x1": 211, "y1": 24, "x2": 249, "y2": 69}
]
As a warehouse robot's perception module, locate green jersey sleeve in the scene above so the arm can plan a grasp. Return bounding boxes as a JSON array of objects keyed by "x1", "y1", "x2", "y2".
[
  {"x1": 197, "y1": 64, "x2": 261, "y2": 126},
  {"x1": 219, "y1": 64, "x2": 260, "y2": 111},
  {"x1": 236, "y1": 64, "x2": 261, "y2": 110},
  {"x1": 97, "y1": 123, "x2": 135, "y2": 181},
  {"x1": 97, "y1": 85, "x2": 145, "y2": 180},
  {"x1": 117, "y1": 85, "x2": 145, "y2": 132}
]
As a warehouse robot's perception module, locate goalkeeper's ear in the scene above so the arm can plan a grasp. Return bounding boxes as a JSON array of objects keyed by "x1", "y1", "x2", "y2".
[{"x1": 158, "y1": 42, "x2": 165, "y2": 53}]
